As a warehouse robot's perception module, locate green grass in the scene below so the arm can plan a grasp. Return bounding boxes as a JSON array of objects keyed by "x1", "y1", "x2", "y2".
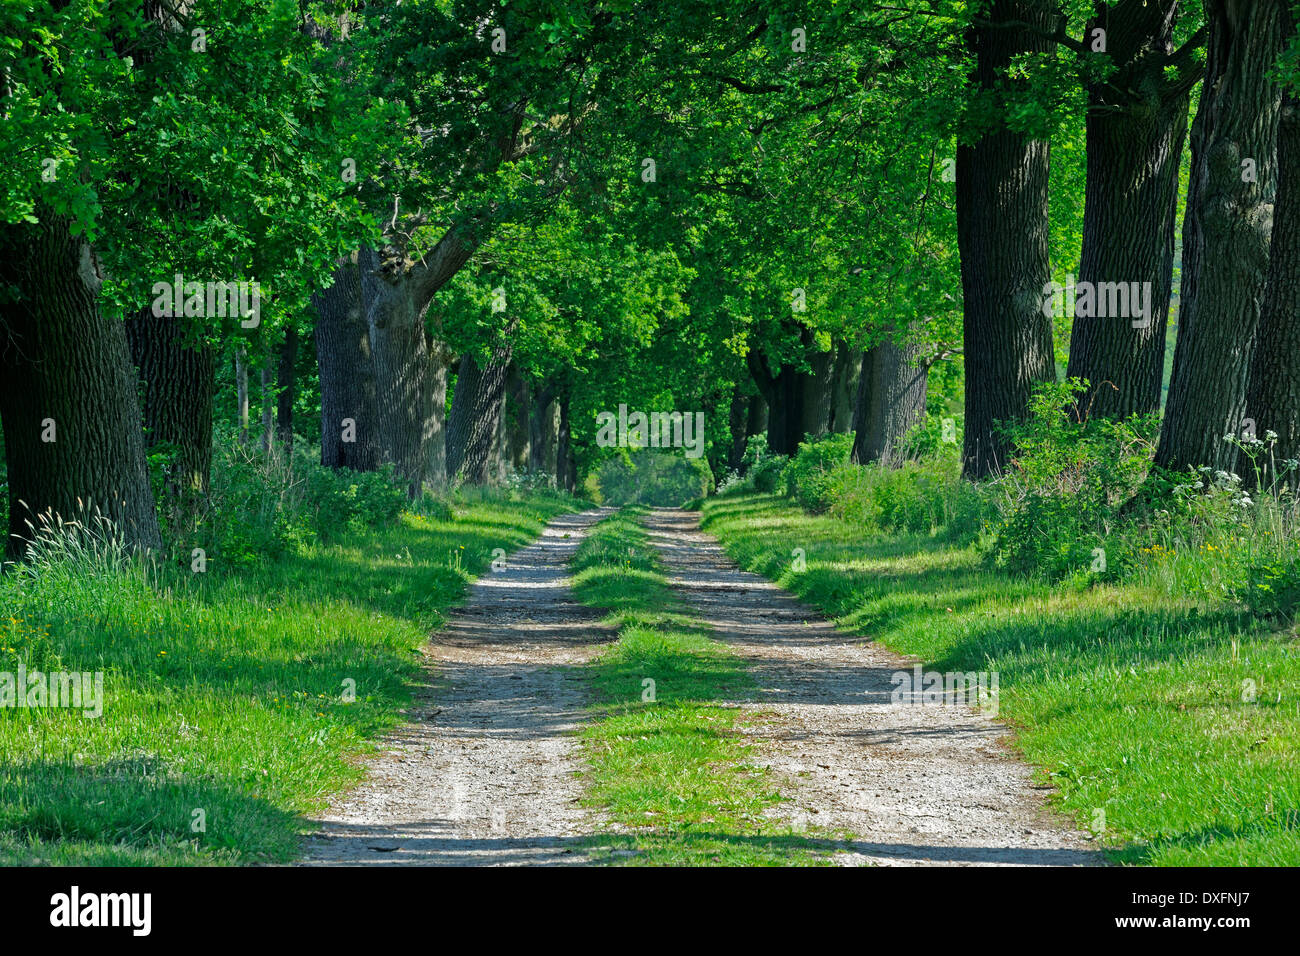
[
  {"x1": 571, "y1": 508, "x2": 843, "y2": 865},
  {"x1": 700, "y1": 492, "x2": 1300, "y2": 866},
  {"x1": 0, "y1": 490, "x2": 579, "y2": 865}
]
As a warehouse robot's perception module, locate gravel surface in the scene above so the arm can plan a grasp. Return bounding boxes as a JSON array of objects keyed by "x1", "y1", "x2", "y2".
[
  {"x1": 301, "y1": 508, "x2": 614, "y2": 866},
  {"x1": 302, "y1": 505, "x2": 1101, "y2": 867},
  {"x1": 641, "y1": 508, "x2": 1102, "y2": 867}
]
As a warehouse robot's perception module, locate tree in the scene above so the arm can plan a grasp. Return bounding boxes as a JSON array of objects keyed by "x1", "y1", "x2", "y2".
[
  {"x1": 1157, "y1": 0, "x2": 1292, "y2": 473},
  {"x1": 956, "y1": 0, "x2": 1059, "y2": 478},
  {"x1": 313, "y1": 259, "x2": 380, "y2": 472},
  {"x1": 0, "y1": 214, "x2": 161, "y2": 558},
  {"x1": 1066, "y1": 1, "x2": 1205, "y2": 419},
  {"x1": 1246, "y1": 88, "x2": 1300, "y2": 487},
  {"x1": 852, "y1": 334, "x2": 929, "y2": 466},
  {"x1": 0, "y1": 1, "x2": 387, "y2": 554}
]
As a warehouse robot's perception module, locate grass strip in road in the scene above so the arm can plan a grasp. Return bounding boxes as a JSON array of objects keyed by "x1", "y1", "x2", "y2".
[
  {"x1": 700, "y1": 492, "x2": 1300, "y2": 866},
  {"x1": 571, "y1": 508, "x2": 835, "y2": 865},
  {"x1": 0, "y1": 491, "x2": 579, "y2": 865}
]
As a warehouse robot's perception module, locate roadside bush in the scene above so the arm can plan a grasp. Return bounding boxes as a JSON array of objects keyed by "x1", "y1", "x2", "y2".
[
  {"x1": 595, "y1": 450, "x2": 712, "y2": 506},
  {"x1": 300, "y1": 462, "x2": 406, "y2": 534},
  {"x1": 1237, "y1": 548, "x2": 1300, "y2": 620},
  {"x1": 751, "y1": 457, "x2": 785, "y2": 493},
  {"x1": 1127, "y1": 453, "x2": 1300, "y2": 603},
  {"x1": 986, "y1": 379, "x2": 1157, "y2": 581},
  {"x1": 782, "y1": 433, "x2": 853, "y2": 511},
  {"x1": 201, "y1": 432, "x2": 407, "y2": 570},
  {"x1": 715, "y1": 468, "x2": 748, "y2": 495},
  {"x1": 505, "y1": 469, "x2": 556, "y2": 492},
  {"x1": 825, "y1": 452, "x2": 988, "y2": 540},
  {"x1": 732, "y1": 434, "x2": 784, "y2": 493}
]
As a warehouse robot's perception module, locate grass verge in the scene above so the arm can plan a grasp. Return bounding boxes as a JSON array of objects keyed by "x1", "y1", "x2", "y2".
[
  {"x1": 0, "y1": 491, "x2": 579, "y2": 865},
  {"x1": 571, "y1": 508, "x2": 838, "y2": 865},
  {"x1": 700, "y1": 492, "x2": 1300, "y2": 866}
]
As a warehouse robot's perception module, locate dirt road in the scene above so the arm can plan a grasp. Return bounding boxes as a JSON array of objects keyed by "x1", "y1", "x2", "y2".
[{"x1": 302, "y1": 508, "x2": 613, "y2": 866}]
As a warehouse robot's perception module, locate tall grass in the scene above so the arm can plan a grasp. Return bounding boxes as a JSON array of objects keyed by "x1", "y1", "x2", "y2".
[
  {"x1": 0, "y1": 484, "x2": 579, "y2": 865},
  {"x1": 703, "y1": 403, "x2": 1300, "y2": 865}
]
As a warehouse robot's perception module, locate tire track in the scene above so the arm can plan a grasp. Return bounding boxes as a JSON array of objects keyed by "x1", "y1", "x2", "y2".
[
  {"x1": 302, "y1": 508, "x2": 614, "y2": 866},
  {"x1": 642, "y1": 507, "x2": 1102, "y2": 867}
]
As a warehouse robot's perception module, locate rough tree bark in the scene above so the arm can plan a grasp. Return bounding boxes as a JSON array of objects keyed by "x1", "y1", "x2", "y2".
[
  {"x1": 314, "y1": 259, "x2": 379, "y2": 471},
  {"x1": 1156, "y1": 0, "x2": 1290, "y2": 473},
  {"x1": 828, "y1": 342, "x2": 862, "y2": 433},
  {"x1": 747, "y1": 349, "x2": 805, "y2": 456},
  {"x1": 799, "y1": 344, "x2": 835, "y2": 438},
  {"x1": 556, "y1": 394, "x2": 576, "y2": 492},
  {"x1": 505, "y1": 364, "x2": 531, "y2": 473},
  {"x1": 0, "y1": 214, "x2": 161, "y2": 559},
  {"x1": 125, "y1": 309, "x2": 215, "y2": 507},
  {"x1": 426, "y1": 339, "x2": 452, "y2": 489},
  {"x1": 956, "y1": 0, "x2": 1058, "y2": 478},
  {"x1": 1066, "y1": 0, "x2": 1202, "y2": 418},
  {"x1": 529, "y1": 381, "x2": 560, "y2": 476},
  {"x1": 852, "y1": 338, "x2": 929, "y2": 466},
  {"x1": 359, "y1": 246, "x2": 433, "y2": 495},
  {"x1": 1246, "y1": 92, "x2": 1300, "y2": 488},
  {"x1": 445, "y1": 322, "x2": 518, "y2": 485}
]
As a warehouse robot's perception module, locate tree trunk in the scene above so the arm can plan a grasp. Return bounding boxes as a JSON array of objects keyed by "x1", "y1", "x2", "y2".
[
  {"x1": 852, "y1": 339, "x2": 929, "y2": 466},
  {"x1": 505, "y1": 365, "x2": 531, "y2": 473},
  {"x1": 799, "y1": 344, "x2": 834, "y2": 438},
  {"x1": 446, "y1": 328, "x2": 516, "y2": 485},
  {"x1": 746, "y1": 392, "x2": 768, "y2": 442},
  {"x1": 956, "y1": 0, "x2": 1058, "y2": 478},
  {"x1": 828, "y1": 342, "x2": 862, "y2": 433},
  {"x1": 360, "y1": 246, "x2": 433, "y2": 496},
  {"x1": 1156, "y1": 0, "x2": 1290, "y2": 473},
  {"x1": 1246, "y1": 92, "x2": 1300, "y2": 488},
  {"x1": 235, "y1": 346, "x2": 250, "y2": 446},
  {"x1": 727, "y1": 385, "x2": 749, "y2": 471},
  {"x1": 529, "y1": 383, "x2": 560, "y2": 477},
  {"x1": 259, "y1": 362, "x2": 273, "y2": 455},
  {"x1": 276, "y1": 325, "x2": 297, "y2": 450},
  {"x1": 426, "y1": 339, "x2": 451, "y2": 489},
  {"x1": 0, "y1": 214, "x2": 161, "y2": 559},
  {"x1": 124, "y1": 309, "x2": 215, "y2": 511},
  {"x1": 314, "y1": 259, "x2": 379, "y2": 471},
  {"x1": 1066, "y1": 0, "x2": 1195, "y2": 419},
  {"x1": 748, "y1": 349, "x2": 805, "y2": 456},
  {"x1": 556, "y1": 394, "x2": 576, "y2": 492}
]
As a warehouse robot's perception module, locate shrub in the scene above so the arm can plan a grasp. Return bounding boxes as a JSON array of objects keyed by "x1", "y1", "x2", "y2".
[
  {"x1": 505, "y1": 469, "x2": 556, "y2": 492},
  {"x1": 715, "y1": 468, "x2": 749, "y2": 495},
  {"x1": 300, "y1": 463, "x2": 406, "y2": 535},
  {"x1": 986, "y1": 379, "x2": 1157, "y2": 581},
  {"x1": 823, "y1": 451, "x2": 989, "y2": 541},
  {"x1": 200, "y1": 432, "x2": 407, "y2": 571},
  {"x1": 751, "y1": 457, "x2": 786, "y2": 493},
  {"x1": 1237, "y1": 549, "x2": 1300, "y2": 620},
  {"x1": 595, "y1": 450, "x2": 712, "y2": 506},
  {"x1": 782, "y1": 434, "x2": 854, "y2": 511}
]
